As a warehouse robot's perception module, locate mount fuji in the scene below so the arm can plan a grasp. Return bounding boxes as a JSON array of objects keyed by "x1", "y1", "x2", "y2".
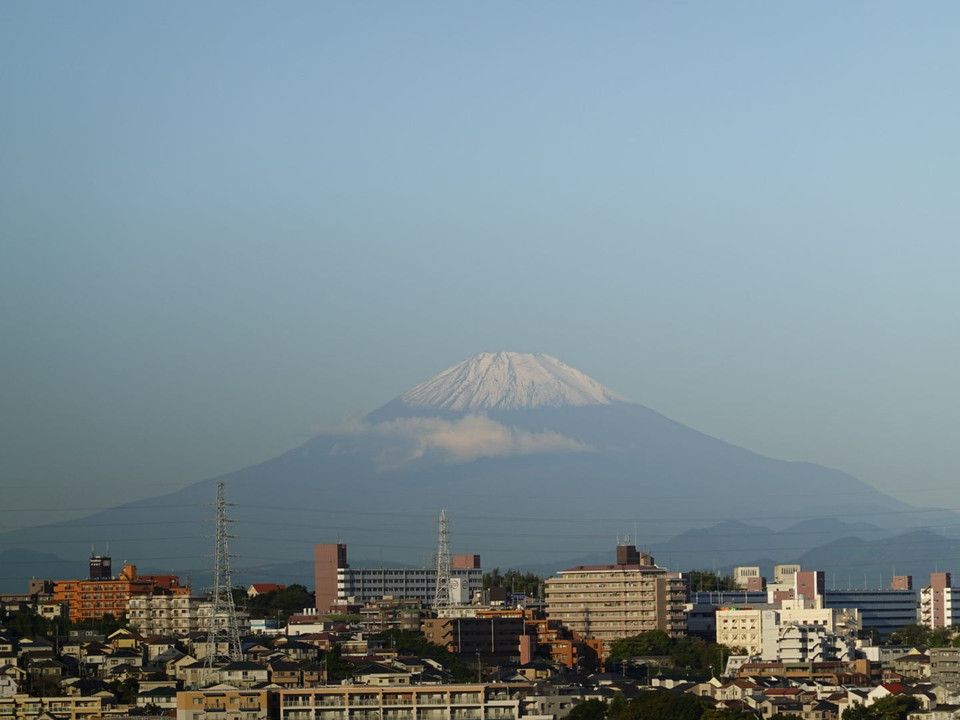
[{"x1": 0, "y1": 352, "x2": 950, "y2": 591}]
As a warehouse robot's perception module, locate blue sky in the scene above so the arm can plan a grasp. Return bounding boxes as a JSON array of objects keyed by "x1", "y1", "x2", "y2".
[{"x1": 2, "y1": 2, "x2": 960, "y2": 534}]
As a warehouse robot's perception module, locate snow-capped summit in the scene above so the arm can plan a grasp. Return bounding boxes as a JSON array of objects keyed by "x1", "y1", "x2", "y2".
[{"x1": 398, "y1": 352, "x2": 629, "y2": 411}]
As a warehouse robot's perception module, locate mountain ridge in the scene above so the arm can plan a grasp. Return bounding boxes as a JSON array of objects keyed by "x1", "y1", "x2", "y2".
[{"x1": 0, "y1": 351, "x2": 954, "y2": 593}]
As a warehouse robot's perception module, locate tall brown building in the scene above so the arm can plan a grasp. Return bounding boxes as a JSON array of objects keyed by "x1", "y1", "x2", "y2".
[
  {"x1": 544, "y1": 544, "x2": 687, "y2": 654},
  {"x1": 314, "y1": 543, "x2": 348, "y2": 612}
]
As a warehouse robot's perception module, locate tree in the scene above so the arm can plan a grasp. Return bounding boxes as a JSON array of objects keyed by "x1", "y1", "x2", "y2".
[
  {"x1": 608, "y1": 630, "x2": 673, "y2": 660},
  {"x1": 567, "y1": 699, "x2": 608, "y2": 720},
  {"x1": 702, "y1": 709, "x2": 756, "y2": 720},
  {"x1": 615, "y1": 692, "x2": 705, "y2": 720},
  {"x1": 687, "y1": 571, "x2": 738, "y2": 593},
  {"x1": 238, "y1": 584, "x2": 315, "y2": 622},
  {"x1": 607, "y1": 631, "x2": 734, "y2": 675},
  {"x1": 322, "y1": 645, "x2": 356, "y2": 684},
  {"x1": 842, "y1": 695, "x2": 919, "y2": 720},
  {"x1": 482, "y1": 569, "x2": 543, "y2": 597},
  {"x1": 885, "y1": 623, "x2": 959, "y2": 650}
]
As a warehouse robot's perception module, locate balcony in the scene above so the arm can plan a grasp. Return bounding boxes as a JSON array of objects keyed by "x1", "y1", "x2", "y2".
[{"x1": 349, "y1": 698, "x2": 380, "y2": 707}]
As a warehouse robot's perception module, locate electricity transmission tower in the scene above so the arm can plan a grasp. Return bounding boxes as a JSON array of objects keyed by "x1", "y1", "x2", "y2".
[
  {"x1": 203, "y1": 481, "x2": 242, "y2": 678},
  {"x1": 433, "y1": 509, "x2": 452, "y2": 612}
]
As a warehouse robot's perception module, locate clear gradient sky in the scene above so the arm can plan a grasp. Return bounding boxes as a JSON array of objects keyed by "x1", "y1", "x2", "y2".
[{"x1": 2, "y1": 3, "x2": 959, "y2": 535}]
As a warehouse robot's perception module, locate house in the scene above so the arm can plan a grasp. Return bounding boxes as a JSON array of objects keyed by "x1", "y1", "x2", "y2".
[
  {"x1": 104, "y1": 649, "x2": 144, "y2": 674},
  {"x1": 136, "y1": 686, "x2": 179, "y2": 711},
  {"x1": 266, "y1": 660, "x2": 302, "y2": 688},
  {"x1": 247, "y1": 584, "x2": 286, "y2": 598},
  {"x1": 0, "y1": 675, "x2": 19, "y2": 699},
  {"x1": 108, "y1": 628, "x2": 145, "y2": 651},
  {"x1": 216, "y1": 661, "x2": 269, "y2": 689}
]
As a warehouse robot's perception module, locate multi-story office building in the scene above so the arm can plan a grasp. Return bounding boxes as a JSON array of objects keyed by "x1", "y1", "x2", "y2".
[
  {"x1": 824, "y1": 586, "x2": 918, "y2": 641},
  {"x1": 314, "y1": 544, "x2": 482, "y2": 611},
  {"x1": 544, "y1": 544, "x2": 687, "y2": 650}
]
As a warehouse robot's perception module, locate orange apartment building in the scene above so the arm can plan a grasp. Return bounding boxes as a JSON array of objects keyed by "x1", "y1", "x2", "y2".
[{"x1": 53, "y1": 560, "x2": 187, "y2": 623}]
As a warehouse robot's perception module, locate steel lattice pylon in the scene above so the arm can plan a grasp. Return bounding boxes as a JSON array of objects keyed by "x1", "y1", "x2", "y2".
[
  {"x1": 433, "y1": 509, "x2": 452, "y2": 612},
  {"x1": 203, "y1": 481, "x2": 242, "y2": 680}
]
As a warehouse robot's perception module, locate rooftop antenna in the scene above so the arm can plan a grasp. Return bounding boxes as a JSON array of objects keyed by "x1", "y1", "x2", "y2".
[
  {"x1": 433, "y1": 510, "x2": 452, "y2": 613},
  {"x1": 204, "y1": 482, "x2": 243, "y2": 680}
]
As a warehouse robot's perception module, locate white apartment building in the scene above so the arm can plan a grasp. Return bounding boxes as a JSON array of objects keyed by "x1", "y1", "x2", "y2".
[
  {"x1": 770, "y1": 623, "x2": 856, "y2": 663},
  {"x1": 715, "y1": 606, "x2": 773, "y2": 655},
  {"x1": 128, "y1": 594, "x2": 205, "y2": 636},
  {"x1": 716, "y1": 600, "x2": 860, "y2": 659},
  {"x1": 337, "y1": 568, "x2": 481, "y2": 606},
  {"x1": 920, "y1": 573, "x2": 960, "y2": 629}
]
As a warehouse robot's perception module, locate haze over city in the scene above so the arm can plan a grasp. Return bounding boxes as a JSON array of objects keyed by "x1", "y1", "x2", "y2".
[{"x1": 3, "y1": 2, "x2": 960, "y2": 543}]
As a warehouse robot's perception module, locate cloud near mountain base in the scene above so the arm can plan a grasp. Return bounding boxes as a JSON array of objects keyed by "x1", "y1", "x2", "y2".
[{"x1": 339, "y1": 414, "x2": 591, "y2": 467}]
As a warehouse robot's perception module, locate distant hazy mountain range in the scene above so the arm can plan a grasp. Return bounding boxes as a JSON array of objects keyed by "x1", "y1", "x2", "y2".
[{"x1": 0, "y1": 352, "x2": 955, "y2": 593}]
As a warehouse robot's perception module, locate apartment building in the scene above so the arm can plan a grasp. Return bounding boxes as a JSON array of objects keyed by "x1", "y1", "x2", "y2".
[
  {"x1": 53, "y1": 564, "x2": 156, "y2": 623},
  {"x1": 128, "y1": 593, "x2": 205, "y2": 635},
  {"x1": 544, "y1": 545, "x2": 687, "y2": 650},
  {"x1": 421, "y1": 616, "x2": 525, "y2": 663},
  {"x1": 177, "y1": 689, "x2": 277, "y2": 720},
  {"x1": 314, "y1": 545, "x2": 482, "y2": 611},
  {"x1": 929, "y1": 647, "x2": 960, "y2": 693},
  {"x1": 920, "y1": 573, "x2": 960, "y2": 629},
  {"x1": 0, "y1": 694, "x2": 102, "y2": 720},
  {"x1": 715, "y1": 606, "x2": 773, "y2": 655},
  {"x1": 278, "y1": 683, "x2": 534, "y2": 720}
]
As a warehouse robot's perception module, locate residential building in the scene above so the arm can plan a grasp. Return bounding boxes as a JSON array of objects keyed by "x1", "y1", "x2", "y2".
[
  {"x1": 715, "y1": 606, "x2": 774, "y2": 655},
  {"x1": 717, "y1": 600, "x2": 859, "y2": 659},
  {"x1": 929, "y1": 647, "x2": 960, "y2": 693},
  {"x1": 769, "y1": 623, "x2": 856, "y2": 664},
  {"x1": 177, "y1": 689, "x2": 277, "y2": 720},
  {"x1": 248, "y1": 584, "x2": 286, "y2": 598},
  {"x1": 421, "y1": 616, "x2": 525, "y2": 663},
  {"x1": 277, "y1": 683, "x2": 535, "y2": 720},
  {"x1": 52, "y1": 562, "x2": 186, "y2": 623},
  {"x1": 544, "y1": 544, "x2": 687, "y2": 652},
  {"x1": 921, "y1": 573, "x2": 960, "y2": 629},
  {"x1": 313, "y1": 544, "x2": 482, "y2": 611},
  {"x1": 128, "y1": 593, "x2": 205, "y2": 635},
  {"x1": 0, "y1": 693, "x2": 103, "y2": 720}
]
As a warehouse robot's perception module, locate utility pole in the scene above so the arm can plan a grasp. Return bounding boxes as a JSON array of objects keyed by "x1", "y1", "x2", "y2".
[
  {"x1": 203, "y1": 482, "x2": 243, "y2": 683},
  {"x1": 433, "y1": 510, "x2": 452, "y2": 613}
]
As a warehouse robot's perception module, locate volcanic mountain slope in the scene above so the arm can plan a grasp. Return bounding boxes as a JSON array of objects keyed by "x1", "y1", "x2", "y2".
[{"x1": 0, "y1": 352, "x2": 948, "y2": 591}]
